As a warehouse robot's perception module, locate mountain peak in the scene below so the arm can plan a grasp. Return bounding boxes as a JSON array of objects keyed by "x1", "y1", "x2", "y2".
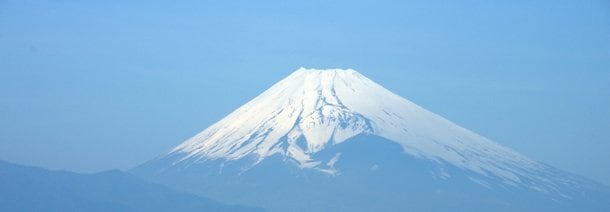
[
  {"x1": 288, "y1": 67, "x2": 362, "y2": 85},
  {"x1": 170, "y1": 68, "x2": 538, "y2": 182},
  {"x1": 135, "y1": 68, "x2": 610, "y2": 212}
]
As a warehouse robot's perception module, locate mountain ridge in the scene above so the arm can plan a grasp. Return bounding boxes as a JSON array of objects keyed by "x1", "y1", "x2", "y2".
[{"x1": 0, "y1": 160, "x2": 264, "y2": 212}]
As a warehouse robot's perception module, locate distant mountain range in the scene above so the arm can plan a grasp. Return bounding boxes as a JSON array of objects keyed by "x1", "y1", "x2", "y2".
[
  {"x1": 0, "y1": 160, "x2": 263, "y2": 212},
  {"x1": 134, "y1": 68, "x2": 610, "y2": 212}
]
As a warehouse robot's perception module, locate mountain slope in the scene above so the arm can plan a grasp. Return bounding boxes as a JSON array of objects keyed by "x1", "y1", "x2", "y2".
[
  {"x1": 0, "y1": 160, "x2": 263, "y2": 212},
  {"x1": 133, "y1": 68, "x2": 610, "y2": 211}
]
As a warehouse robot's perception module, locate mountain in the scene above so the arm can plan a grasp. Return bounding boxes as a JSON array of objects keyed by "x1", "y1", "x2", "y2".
[
  {"x1": 133, "y1": 68, "x2": 610, "y2": 211},
  {"x1": 0, "y1": 160, "x2": 264, "y2": 212}
]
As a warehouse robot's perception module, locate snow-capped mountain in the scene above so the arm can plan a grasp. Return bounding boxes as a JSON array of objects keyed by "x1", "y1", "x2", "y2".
[
  {"x1": 133, "y1": 68, "x2": 610, "y2": 212},
  {"x1": 173, "y1": 68, "x2": 540, "y2": 184}
]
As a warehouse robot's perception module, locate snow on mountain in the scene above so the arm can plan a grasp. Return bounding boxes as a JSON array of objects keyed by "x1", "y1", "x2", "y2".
[
  {"x1": 169, "y1": 68, "x2": 545, "y2": 186},
  {"x1": 134, "y1": 68, "x2": 610, "y2": 212}
]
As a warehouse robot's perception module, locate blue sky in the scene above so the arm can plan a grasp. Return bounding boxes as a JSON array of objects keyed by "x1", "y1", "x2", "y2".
[{"x1": 1, "y1": 0, "x2": 609, "y2": 184}]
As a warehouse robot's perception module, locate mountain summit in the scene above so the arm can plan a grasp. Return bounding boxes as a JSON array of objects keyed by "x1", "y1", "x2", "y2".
[
  {"x1": 134, "y1": 68, "x2": 610, "y2": 212},
  {"x1": 173, "y1": 68, "x2": 537, "y2": 182}
]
